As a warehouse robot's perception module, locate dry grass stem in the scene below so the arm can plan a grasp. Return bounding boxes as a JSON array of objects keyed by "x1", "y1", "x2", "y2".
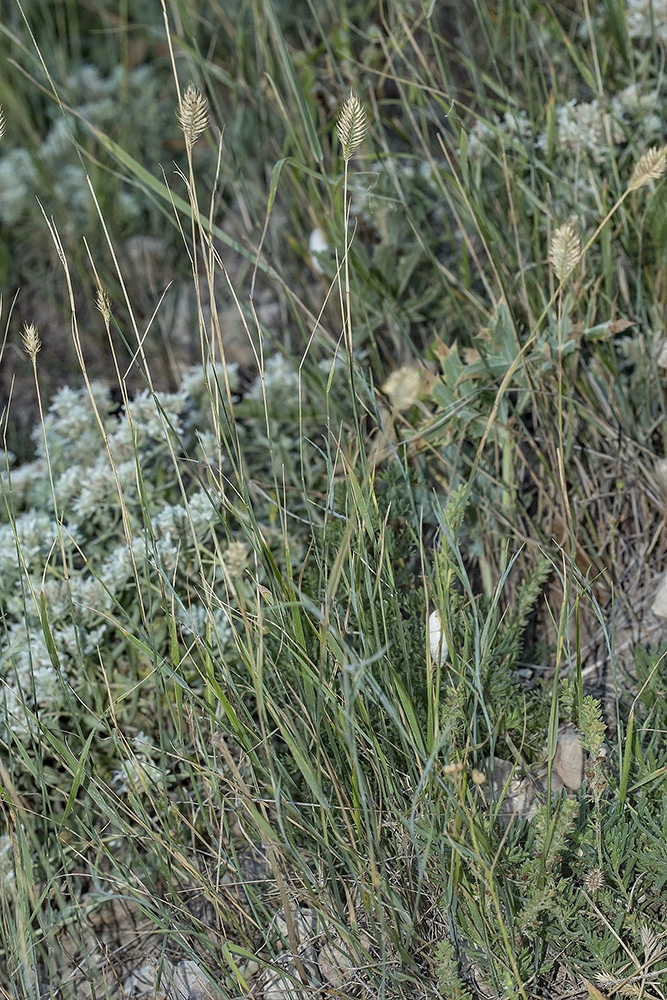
[
  {"x1": 628, "y1": 145, "x2": 667, "y2": 190},
  {"x1": 178, "y1": 83, "x2": 209, "y2": 149},
  {"x1": 337, "y1": 91, "x2": 367, "y2": 162},
  {"x1": 549, "y1": 217, "x2": 582, "y2": 282}
]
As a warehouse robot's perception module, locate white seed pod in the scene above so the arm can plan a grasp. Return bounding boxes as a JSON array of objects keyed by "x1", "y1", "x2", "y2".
[
  {"x1": 428, "y1": 609, "x2": 449, "y2": 666},
  {"x1": 308, "y1": 227, "x2": 330, "y2": 275}
]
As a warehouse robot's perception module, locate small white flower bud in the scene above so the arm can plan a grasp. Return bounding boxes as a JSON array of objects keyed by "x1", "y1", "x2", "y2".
[
  {"x1": 428, "y1": 609, "x2": 449, "y2": 666},
  {"x1": 308, "y1": 227, "x2": 330, "y2": 275}
]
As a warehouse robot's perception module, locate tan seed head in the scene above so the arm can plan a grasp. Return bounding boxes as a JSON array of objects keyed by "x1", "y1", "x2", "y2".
[
  {"x1": 96, "y1": 288, "x2": 111, "y2": 324},
  {"x1": 382, "y1": 365, "x2": 422, "y2": 410},
  {"x1": 337, "y1": 91, "x2": 367, "y2": 162},
  {"x1": 628, "y1": 145, "x2": 667, "y2": 191},
  {"x1": 178, "y1": 84, "x2": 209, "y2": 150},
  {"x1": 21, "y1": 323, "x2": 41, "y2": 363},
  {"x1": 584, "y1": 867, "x2": 605, "y2": 896},
  {"x1": 549, "y1": 216, "x2": 582, "y2": 282},
  {"x1": 223, "y1": 540, "x2": 249, "y2": 578}
]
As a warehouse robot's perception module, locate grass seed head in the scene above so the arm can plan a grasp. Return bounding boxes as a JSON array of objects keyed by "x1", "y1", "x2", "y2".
[
  {"x1": 628, "y1": 145, "x2": 667, "y2": 191},
  {"x1": 382, "y1": 365, "x2": 422, "y2": 410},
  {"x1": 0, "y1": 104, "x2": 5, "y2": 141},
  {"x1": 21, "y1": 323, "x2": 41, "y2": 362},
  {"x1": 640, "y1": 923, "x2": 659, "y2": 961},
  {"x1": 337, "y1": 90, "x2": 367, "y2": 162},
  {"x1": 549, "y1": 216, "x2": 582, "y2": 282},
  {"x1": 95, "y1": 288, "x2": 111, "y2": 324},
  {"x1": 584, "y1": 868, "x2": 605, "y2": 896},
  {"x1": 579, "y1": 695, "x2": 606, "y2": 758},
  {"x1": 223, "y1": 540, "x2": 249, "y2": 578},
  {"x1": 179, "y1": 83, "x2": 209, "y2": 150}
]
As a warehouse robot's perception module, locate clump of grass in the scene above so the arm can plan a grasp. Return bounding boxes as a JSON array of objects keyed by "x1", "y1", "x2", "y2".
[{"x1": 1, "y1": 2, "x2": 667, "y2": 999}]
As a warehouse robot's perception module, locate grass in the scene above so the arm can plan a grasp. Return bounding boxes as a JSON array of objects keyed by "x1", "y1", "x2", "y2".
[{"x1": 1, "y1": 0, "x2": 667, "y2": 997}]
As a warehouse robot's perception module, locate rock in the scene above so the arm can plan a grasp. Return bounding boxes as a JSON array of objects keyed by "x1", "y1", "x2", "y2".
[
  {"x1": 318, "y1": 931, "x2": 373, "y2": 988},
  {"x1": 487, "y1": 727, "x2": 585, "y2": 826},
  {"x1": 552, "y1": 730, "x2": 584, "y2": 791},
  {"x1": 123, "y1": 959, "x2": 225, "y2": 1000},
  {"x1": 652, "y1": 572, "x2": 667, "y2": 618},
  {"x1": 488, "y1": 757, "x2": 537, "y2": 823},
  {"x1": 123, "y1": 961, "x2": 163, "y2": 998},
  {"x1": 219, "y1": 845, "x2": 270, "y2": 907},
  {"x1": 262, "y1": 945, "x2": 320, "y2": 1000},
  {"x1": 270, "y1": 906, "x2": 319, "y2": 948},
  {"x1": 238, "y1": 958, "x2": 261, "y2": 981},
  {"x1": 654, "y1": 456, "x2": 667, "y2": 494},
  {"x1": 165, "y1": 959, "x2": 225, "y2": 1000},
  {"x1": 508, "y1": 776, "x2": 538, "y2": 821},
  {"x1": 550, "y1": 771, "x2": 566, "y2": 793}
]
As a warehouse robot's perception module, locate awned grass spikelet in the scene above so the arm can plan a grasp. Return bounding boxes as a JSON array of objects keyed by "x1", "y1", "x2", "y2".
[
  {"x1": 21, "y1": 323, "x2": 41, "y2": 363},
  {"x1": 95, "y1": 288, "x2": 111, "y2": 324},
  {"x1": 337, "y1": 90, "x2": 367, "y2": 162},
  {"x1": 628, "y1": 144, "x2": 667, "y2": 190},
  {"x1": 549, "y1": 216, "x2": 582, "y2": 282},
  {"x1": 178, "y1": 83, "x2": 209, "y2": 150}
]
